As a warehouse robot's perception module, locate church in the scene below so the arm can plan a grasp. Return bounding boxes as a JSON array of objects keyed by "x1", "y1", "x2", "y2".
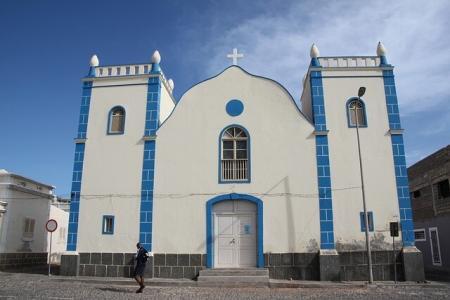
[{"x1": 61, "y1": 43, "x2": 424, "y2": 281}]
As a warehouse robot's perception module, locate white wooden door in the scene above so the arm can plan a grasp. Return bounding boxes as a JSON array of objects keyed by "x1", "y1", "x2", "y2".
[{"x1": 213, "y1": 201, "x2": 257, "y2": 268}]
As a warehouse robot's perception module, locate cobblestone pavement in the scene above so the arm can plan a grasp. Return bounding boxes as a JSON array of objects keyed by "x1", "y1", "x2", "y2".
[{"x1": 0, "y1": 272, "x2": 449, "y2": 300}]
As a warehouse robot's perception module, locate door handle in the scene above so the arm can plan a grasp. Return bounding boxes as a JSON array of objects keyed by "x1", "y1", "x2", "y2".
[{"x1": 230, "y1": 238, "x2": 235, "y2": 244}]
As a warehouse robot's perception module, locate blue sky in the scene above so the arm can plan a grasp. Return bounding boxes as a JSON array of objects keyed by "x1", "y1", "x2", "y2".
[{"x1": 1, "y1": 0, "x2": 449, "y2": 197}]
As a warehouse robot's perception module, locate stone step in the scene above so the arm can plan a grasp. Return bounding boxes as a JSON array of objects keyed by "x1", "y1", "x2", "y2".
[
  {"x1": 198, "y1": 275, "x2": 269, "y2": 282},
  {"x1": 199, "y1": 268, "x2": 269, "y2": 277}
]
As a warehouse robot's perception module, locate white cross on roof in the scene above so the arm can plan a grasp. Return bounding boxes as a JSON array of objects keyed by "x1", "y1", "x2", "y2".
[{"x1": 227, "y1": 48, "x2": 244, "y2": 65}]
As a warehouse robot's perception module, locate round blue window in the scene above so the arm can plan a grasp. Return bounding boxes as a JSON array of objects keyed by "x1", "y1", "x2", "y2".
[{"x1": 226, "y1": 99, "x2": 244, "y2": 117}]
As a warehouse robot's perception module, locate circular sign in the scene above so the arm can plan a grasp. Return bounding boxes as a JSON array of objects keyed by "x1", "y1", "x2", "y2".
[{"x1": 46, "y1": 219, "x2": 58, "y2": 232}]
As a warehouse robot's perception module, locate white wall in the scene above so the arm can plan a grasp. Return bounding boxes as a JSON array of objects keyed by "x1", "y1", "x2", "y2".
[
  {"x1": 153, "y1": 67, "x2": 320, "y2": 254},
  {"x1": 48, "y1": 205, "x2": 69, "y2": 263},
  {"x1": 321, "y1": 69, "x2": 400, "y2": 250},
  {"x1": 0, "y1": 183, "x2": 51, "y2": 253},
  {"x1": 78, "y1": 77, "x2": 148, "y2": 252}
]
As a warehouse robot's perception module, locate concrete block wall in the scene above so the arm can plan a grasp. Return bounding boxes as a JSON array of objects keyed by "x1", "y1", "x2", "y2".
[
  {"x1": 0, "y1": 253, "x2": 48, "y2": 270},
  {"x1": 264, "y1": 253, "x2": 319, "y2": 280},
  {"x1": 153, "y1": 253, "x2": 206, "y2": 279}
]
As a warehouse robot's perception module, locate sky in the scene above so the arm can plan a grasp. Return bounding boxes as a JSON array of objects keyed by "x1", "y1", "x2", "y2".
[{"x1": 0, "y1": 0, "x2": 449, "y2": 197}]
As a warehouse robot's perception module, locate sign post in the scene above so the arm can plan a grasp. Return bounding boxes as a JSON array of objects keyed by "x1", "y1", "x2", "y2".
[
  {"x1": 390, "y1": 221, "x2": 399, "y2": 283},
  {"x1": 45, "y1": 219, "x2": 58, "y2": 276}
]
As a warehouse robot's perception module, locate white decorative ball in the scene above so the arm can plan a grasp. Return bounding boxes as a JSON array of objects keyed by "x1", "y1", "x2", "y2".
[
  {"x1": 310, "y1": 43, "x2": 320, "y2": 58},
  {"x1": 151, "y1": 50, "x2": 161, "y2": 64},
  {"x1": 89, "y1": 54, "x2": 99, "y2": 67},
  {"x1": 377, "y1": 42, "x2": 387, "y2": 56},
  {"x1": 168, "y1": 79, "x2": 174, "y2": 90}
]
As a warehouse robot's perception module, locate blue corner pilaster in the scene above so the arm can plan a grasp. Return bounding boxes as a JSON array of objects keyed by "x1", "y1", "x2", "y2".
[
  {"x1": 310, "y1": 70, "x2": 335, "y2": 249},
  {"x1": 88, "y1": 66, "x2": 96, "y2": 77},
  {"x1": 383, "y1": 69, "x2": 414, "y2": 247},
  {"x1": 67, "y1": 81, "x2": 93, "y2": 251},
  {"x1": 139, "y1": 73, "x2": 161, "y2": 251},
  {"x1": 379, "y1": 56, "x2": 388, "y2": 66}
]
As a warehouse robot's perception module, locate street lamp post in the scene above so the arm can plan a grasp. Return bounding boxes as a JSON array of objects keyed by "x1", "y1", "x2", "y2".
[{"x1": 355, "y1": 87, "x2": 374, "y2": 284}]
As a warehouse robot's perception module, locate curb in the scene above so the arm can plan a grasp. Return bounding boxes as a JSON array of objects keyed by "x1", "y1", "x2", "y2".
[{"x1": 51, "y1": 276, "x2": 448, "y2": 289}]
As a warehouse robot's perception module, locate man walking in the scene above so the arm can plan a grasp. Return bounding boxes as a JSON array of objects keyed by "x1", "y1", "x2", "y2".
[{"x1": 134, "y1": 242, "x2": 149, "y2": 293}]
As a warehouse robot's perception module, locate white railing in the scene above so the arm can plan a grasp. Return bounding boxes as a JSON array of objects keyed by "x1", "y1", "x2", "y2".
[
  {"x1": 318, "y1": 56, "x2": 380, "y2": 68},
  {"x1": 95, "y1": 64, "x2": 153, "y2": 77},
  {"x1": 93, "y1": 64, "x2": 173, "y2": 94},
  {"x1": 221, "y1": 159, "x2": 248, "y2": 181}
]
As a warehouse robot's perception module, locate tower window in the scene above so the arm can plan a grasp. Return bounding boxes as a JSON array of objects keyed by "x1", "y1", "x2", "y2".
[
  {"x1": 220, "y1": 126, "x2": 250, "y2": 182},
  {"x1": 347, "y1": 99, "x2": 367, "y2": 127},
  {"x1": 108, "y1": 106, "x2": 125, "y2": 134}
]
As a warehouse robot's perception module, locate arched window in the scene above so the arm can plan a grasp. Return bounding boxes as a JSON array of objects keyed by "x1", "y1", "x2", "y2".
[
  {"x1": 347, "y1": 99, "x2": 367, "y2": 127},
  {"x1": 220, "y1": 126, "x2": 250, "y2": 182},
  {"x1": 108, "y1": 106, "x2": 125, "y2": 134}
]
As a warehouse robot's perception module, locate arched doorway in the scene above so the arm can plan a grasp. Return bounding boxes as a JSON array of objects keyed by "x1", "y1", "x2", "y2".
[{"x1": 206, "y1": 193, "x2": 263, "y2": 268}]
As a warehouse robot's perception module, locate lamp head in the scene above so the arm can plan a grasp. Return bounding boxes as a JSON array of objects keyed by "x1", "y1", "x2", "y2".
[{"x1": 358, "y1": 87, "x2": 366, "y2": 97}]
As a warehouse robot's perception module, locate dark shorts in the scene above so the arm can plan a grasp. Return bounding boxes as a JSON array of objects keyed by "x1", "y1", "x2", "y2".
[{"x1": 134, "y1": 263, "x2": 146, "y2": 277}]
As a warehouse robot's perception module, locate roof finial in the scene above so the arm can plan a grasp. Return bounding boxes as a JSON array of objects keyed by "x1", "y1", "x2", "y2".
[
  {"x1": 377, "y1": 41, "x2": 387, "y2": 56},
  {"x1": 167, "y1": 79, "x2": 174, "y2": 90},
  {"x1": 89, "y1": 54, "x2": 99, "y2": 67},
  {"x1": 310, "y1": 43, "x2": 320, "y2": 58},
  {"x1": 151, "y1": 50, "x2": 161, "y2": 64}
]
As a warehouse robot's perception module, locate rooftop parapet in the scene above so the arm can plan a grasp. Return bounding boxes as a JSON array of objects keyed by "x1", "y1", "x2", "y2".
[
  {"x1": 85, "y1": 51, "x2": 175, "y2": 95},
  {"x1": 318, "y1": 56, "x2": 381, "y2": 68}
]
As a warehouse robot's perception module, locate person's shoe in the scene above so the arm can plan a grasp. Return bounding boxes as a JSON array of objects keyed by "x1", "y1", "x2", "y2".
[{"x1": 136, "y1": 287, "x2": 143, "y2": 293}]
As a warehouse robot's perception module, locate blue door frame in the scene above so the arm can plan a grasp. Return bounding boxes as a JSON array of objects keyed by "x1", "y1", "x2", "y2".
[{"x1": 206, "y1": 193, "x2": 264, "y2": 268}]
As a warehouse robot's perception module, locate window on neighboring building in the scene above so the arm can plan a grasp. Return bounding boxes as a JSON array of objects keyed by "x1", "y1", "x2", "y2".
[
  {"x1": 412, "y1": 190, "x2": 421, "y2": 198},
  {"x1": 144, "y1": 65, "x2": 149, "y2": 73},
  {"x1": 429, "y1": 227, "x2": 442, "y2": 265},
  {"x1": 99, "y1": 68, "x2": 104, "y2": 76},
  {"x1": 347, "y1": 99, "x2": 367, "y2": 127},
  {"x1": 220, "y1": 126, "x2": 249, "y2": 182},
  {"x1": 116, "y1": 67, "x2": 121, "y2": 75},
  {"x1": 108, "y1": 107, "x2": 125, "y2": 134},
  {"x1": 126, "y1": 66, "x2": 130, "y2": 75},
  {"x1": 102, "y1": 216, "x2": 114, "y2": 234},
  {"x1": 435, "y1": 179, "x2": 450, "y2": 199},
  {"x1": 108, "y1": 68, "x2": 112, "y2": 76},
  {"x1": 135, "y1": 66, "x2": 139, "y2": 74},
  {"x1": 414, "y1": 229, "x2": 426, "y2": 241},
  {"x1": 23, "y1": 218, "x2": 35, "y2": 239}
]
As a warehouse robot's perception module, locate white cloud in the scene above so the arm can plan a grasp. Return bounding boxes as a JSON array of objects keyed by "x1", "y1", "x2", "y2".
[{"x1": 199, "y1": 0, "x2": 450, "y2": 114}]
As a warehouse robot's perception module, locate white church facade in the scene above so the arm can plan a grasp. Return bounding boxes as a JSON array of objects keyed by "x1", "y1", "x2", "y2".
[{"x1": 61, "y1": 44, "x2": 424, "y2": 281}]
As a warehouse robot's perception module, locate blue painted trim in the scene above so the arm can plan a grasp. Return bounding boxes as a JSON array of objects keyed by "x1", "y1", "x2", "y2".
[
  {"x1": 218, "y1": 124, "x2": 251, "y2": 184},
  {"x1": 88, "y1": 67, "x2": 96, "y2": 77},
  {"x1": 310, "y1": 71, "x2": 335, "y2": 249},
  {"x1": 311, "y1": 58, "x2": 321, "y2": 67},
  {"x1": 67, "y1": 81, "x2": 93, "y2": 251},
  {"x1": 226, "y1": 99, "x2": 244, "y2": 117},
  {"x1": 138, "y1": 75, "x2": 162, "y2": 251},
  {"x1": 102, "y1": 215, "x2": 115, "y2": 234},
  {"x1": 345, "y1": 97, "x2": 368, "y2": 128},
  {"x1": 359, "y1": 212, "x2": 374, "y2": 232},
  {"x1": 382, "y1": 69, "x2": 414, "y2": 247},
  {"x1": 106, "y1": 106, "x2": 126, "y2": 135},
  {"x1": 151, "y1": 63, "x2": 160, "y2": 73},
  {"x1": 379, "y1": 56, "x2": 388, "y2": 66},
  {"x1": 206, "y1": 193, "x2": 264, "y2": 268}
]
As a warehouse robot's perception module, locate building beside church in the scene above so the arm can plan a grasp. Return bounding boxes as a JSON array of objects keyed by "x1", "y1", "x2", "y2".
[
  {"x1": 61, "y1": 43, "x2": 424, "y2": 281},
  {"x1": 409, "y1": 145, "x2": 450, "y2": 280},
  {"x1": 0, "y1": 169, "x2": 68, "y2": 269}
]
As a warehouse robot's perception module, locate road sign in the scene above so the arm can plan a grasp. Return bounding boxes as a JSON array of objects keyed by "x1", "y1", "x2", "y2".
[{"x1": 45, "y1": 219, "x2": 58, "y2": 232}]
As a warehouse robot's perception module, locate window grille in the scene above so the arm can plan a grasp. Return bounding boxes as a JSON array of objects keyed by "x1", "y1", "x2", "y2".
[
  {"x1": 23, "y1": 218, "x2": 35, "y2": 239},
  {"x1": 348, "y1": 99, "x2": 366, "y2": 127},
  {"x1": 429, "y1": 228, "x2": 442, "y2": 265},
  {"x1": 414, "y1": 229, "x2": 426, "y2": 241},
  {"x1": 102, "y1": 216, "x2": 114, "y2": 234},
  {"x1": 108, "y1": 107, "x2": 125, "y2": 134},
  {"x1": 221, "y1": 127, "x2": 249, "y2": 181}
]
